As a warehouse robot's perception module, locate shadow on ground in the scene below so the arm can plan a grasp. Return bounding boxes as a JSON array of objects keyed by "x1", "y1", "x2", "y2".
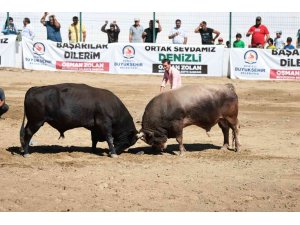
[
  {"x1": 128, "y1": 143, "x2": 221, "y2": 155},
  {"x1": 7, "y1": 143, "x2": 221, "y2": 157}
]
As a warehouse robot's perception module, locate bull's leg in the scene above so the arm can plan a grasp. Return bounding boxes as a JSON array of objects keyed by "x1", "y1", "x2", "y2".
[
  {"x1": 218, "y1": 119, "x2": 230, "y2": 150},
  {"x1": 227, "y1": 117, "x2": 241, "y2": 152},
  {"x1": 91, "y1": 130, "x2": 98, "y2": 153},
  {"x1": 176, "y1": 133, "x2": 186, "y2": 156},
  {"x1": 106, "y1": 134, "x2": 118, "y2": 158},
  {"x1": 22, "y1": 122, "x2": 43, "y2": 157}
]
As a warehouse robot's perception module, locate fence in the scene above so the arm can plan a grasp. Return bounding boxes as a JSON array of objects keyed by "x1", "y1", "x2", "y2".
[{"x1": 1, "y1": 12, "x2": 300, "y2": 46}]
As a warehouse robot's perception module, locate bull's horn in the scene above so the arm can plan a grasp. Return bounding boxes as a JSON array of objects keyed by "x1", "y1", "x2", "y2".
[{"x1": 136, "y1": 132, "x2": 145, "y2": 139}]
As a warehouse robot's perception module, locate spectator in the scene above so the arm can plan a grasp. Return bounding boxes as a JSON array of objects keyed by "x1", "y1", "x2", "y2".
[
  {"x1": 266, "y1": 38, "x2": 276, "y2": 49},
  {"x1": 169, "y1": 19, "x2": 187, "y2": 44},
  {"x1": 233, "y1": 33, "x2": 245, "y2": 48},
  {"x1": 2, "y1": 17, "x2": 17, "y2": 35},
  {"x1": 194, "y1": 21, "x2": 220, "y2": 45},
  {"x1": 216, "y1": 37, "x2": 224, "y2": 45},
  {"x1": 296, "y1": 29, "x2": 300, "y2": 48},
  {"x1": 101, "y1": 20, "x2": 120, "y2": 43},
  {"x1": 21, "y1": 17, "x2": 35, "y2": 40},
  {"x1": 142, "y1": 19, "x2": 162, "y2": 43},
  {"x1": 274, "y1": 31, "x2": 285, "y2": 49},
  {"x1": 40, "y1": 12, "x2": 62, "y2": 42},
  {"x1": 0, "y1": 88, "x2": 9, "y2": 119},
  {"x1": 129, "y1": 18, "x2": 144, "y2": 43},
  {"x1": 226, "y1": 41, "x2": 231, "y2": 48},
  {"x1": 284, "y1": 37, "x2": 295, "y2": 49},
  {"x1": 69, "y1": 16, "x2": 86, "y2": 43},
  {"x1": 246, "y1": 16, "x2": 270, "y2": 48},
  {"x1": 160, "y1": 59, "x2": 182, "y2": 92}
]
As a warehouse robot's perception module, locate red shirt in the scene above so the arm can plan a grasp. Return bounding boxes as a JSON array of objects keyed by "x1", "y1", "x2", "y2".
[{"x1": 248, "y1": 24, "x2": 269, "y2": 47}]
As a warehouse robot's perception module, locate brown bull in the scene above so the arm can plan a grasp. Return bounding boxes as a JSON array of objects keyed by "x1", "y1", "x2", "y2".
[{"x1": 137, "y1": 83, "x2": 240, "y2": 155}]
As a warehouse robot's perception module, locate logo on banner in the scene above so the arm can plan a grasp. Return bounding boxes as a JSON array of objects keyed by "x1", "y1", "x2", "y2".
[
  {"x1": 244, "y1": 50, "x2": 258, "y2": 64},
  {"x1": 33, "y1": 42, "x2": 46, "y2": 55},
  {"x1": 122, "y1": 45, "x2": 135, "y2": 59}
]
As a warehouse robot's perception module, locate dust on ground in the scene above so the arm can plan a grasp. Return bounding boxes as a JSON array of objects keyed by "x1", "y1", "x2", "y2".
[{"x1": 0, "y1": 69, "x2": 299, "y2": 211}]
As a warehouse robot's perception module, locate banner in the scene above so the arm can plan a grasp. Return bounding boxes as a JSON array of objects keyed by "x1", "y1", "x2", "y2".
[
  {"x1": 230, "y1": 48, "x2": 300, "y2": 80},
  {"x1": 0, "y1": 35, "x2": 16, "y2": 68},
  {"x1": 110, "y1": 43, "x2": 225, "y2": 76},
  {"x1": 22, "y1": 38, "x2": 110, "y2": 72},
  {"x1": 22, "y1": 39, "x2": 225, "y2": 76}
]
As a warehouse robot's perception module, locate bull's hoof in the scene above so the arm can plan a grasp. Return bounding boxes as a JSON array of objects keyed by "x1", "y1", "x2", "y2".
[
  {"x1": 110, "y1": 153, "x2": 118, "y2": 158},
  {"x1": 220, "y1": 145, "x2": 229, "y2": 151},
  {"x1": 23, "y1": 153, "x2": 30, "y2": 158}
]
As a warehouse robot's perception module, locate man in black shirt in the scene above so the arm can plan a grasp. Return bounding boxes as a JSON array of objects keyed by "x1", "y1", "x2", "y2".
[
  {"x1": 0, "y1": 88, "x2": 9, "y2": 118},
  {"x1": 142, "y1": 20, "x2": 162, "y2": 43},
  {"x1": 101, "y1": 20, "x2": 120, "y2": 43},
  {"x1": 194, "y1": 21, "x2": 220, "y2": 45}
]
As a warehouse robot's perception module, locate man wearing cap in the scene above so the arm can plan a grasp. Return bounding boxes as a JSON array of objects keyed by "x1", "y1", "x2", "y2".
[
  {"x1": 246, "y1": 16, "x2": 270, "y2": 48},
  {"x1": 274, "y1": 31, "x2": 285, "y2": 49},
  {"x1": 101, "y1": 20, "x2": 120, "y2": 43},
  {"x1": 129, "y1": 18, "x2": 144, "y2": 43},
  {"x1": 194, "y1": 21, "x2": 220, "y2": 45}
]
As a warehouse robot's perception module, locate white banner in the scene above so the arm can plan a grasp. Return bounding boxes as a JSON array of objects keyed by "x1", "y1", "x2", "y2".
[
  {"x1": 230, "y1": 48, "x2": 300, "y2": 80},
  {"x1": 110, "y1": 43, "x2": 225, "y2": 76},
  {"x1": 22, "y1": 39, "x2": 225, "y2": 76},
  {"x1": 22, "y1": 38, "x2": 111, "y2": 72},
  {"x1": 0, "y1": 35, "x2": 16, "y2": 68}
]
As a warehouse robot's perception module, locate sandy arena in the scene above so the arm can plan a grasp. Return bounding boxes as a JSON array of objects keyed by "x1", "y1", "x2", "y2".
[{"x1": 0, "y1": 69, "x2": 299, "y2": 212}]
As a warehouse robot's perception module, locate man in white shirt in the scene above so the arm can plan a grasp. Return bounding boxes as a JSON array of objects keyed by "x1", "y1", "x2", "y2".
[
  {"x1": 274, "y1": 31, "x2": 285, "y2": 49},
  {"x1": 22, "y1": 17, "x2": 35, "y2": 40},
  {"x1": 168, "y1": 19, "x2": 187, "y2": 44}
]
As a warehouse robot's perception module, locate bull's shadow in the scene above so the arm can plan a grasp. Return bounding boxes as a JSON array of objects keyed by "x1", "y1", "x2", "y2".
[
  {"x1": 128, "y1": 143, "x2": 220, "y2": 155},
  {"x1": 7, "y1": 145, "x2": 109, "y2": 156},
  {"x1": 7, "y1": 143, "x2": 220, "y2": 157}
]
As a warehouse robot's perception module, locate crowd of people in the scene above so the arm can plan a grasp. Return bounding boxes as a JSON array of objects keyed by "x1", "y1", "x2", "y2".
[{"x1": 1, "y1": 13, "x2": 300, "y2": 49}]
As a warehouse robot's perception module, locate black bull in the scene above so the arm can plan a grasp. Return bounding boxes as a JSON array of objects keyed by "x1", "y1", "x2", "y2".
[
  {"x1": 20, "y1": 83, "x2": 138, "y2": 157},
  {"x1": 137, "y1": 84, "x2": 241, "y2": 155}
]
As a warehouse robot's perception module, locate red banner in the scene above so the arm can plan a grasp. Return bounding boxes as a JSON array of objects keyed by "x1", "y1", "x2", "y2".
[
  {"x1": 56, "y1": 61, "x2": 109, "y2": 72},
  {"x1": 270, "y1": 69, "x2": 300, "y2": 80}
]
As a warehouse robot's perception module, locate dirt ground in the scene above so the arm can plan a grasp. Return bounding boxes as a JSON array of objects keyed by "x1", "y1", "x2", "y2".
[{"x1": 0, "y1": 69, "x2": 299, "y2": 212}]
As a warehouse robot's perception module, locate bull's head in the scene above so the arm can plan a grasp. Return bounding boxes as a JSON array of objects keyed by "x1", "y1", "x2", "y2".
[{"x1": 136, "y1": 129, "x2": 168, "y2": 150}]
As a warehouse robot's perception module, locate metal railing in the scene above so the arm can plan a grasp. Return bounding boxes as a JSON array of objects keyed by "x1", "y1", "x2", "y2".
[{"x1": 1, "y1": 12, "x2": 300, "y2": 47}]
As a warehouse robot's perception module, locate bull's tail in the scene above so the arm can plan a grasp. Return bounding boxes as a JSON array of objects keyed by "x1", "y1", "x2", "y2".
[{"x1": 20, "y1": 106, "x2": 26, "y2": 149}]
